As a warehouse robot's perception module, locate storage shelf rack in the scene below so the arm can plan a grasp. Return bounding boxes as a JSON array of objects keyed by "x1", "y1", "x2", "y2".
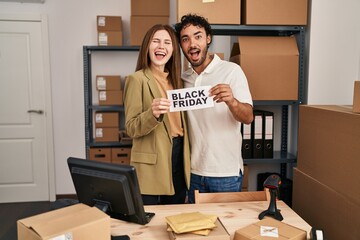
[{"x1": 83, "y1": 25, "x2": 306, "y2": 177}]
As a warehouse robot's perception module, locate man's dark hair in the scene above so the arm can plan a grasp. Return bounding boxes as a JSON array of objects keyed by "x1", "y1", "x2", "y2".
[{"x1": 174, "y1": 13, "x2": 213, "y2": 46}]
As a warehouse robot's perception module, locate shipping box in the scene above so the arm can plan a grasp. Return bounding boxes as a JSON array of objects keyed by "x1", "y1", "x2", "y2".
[
  {"x1": 242, "y1": 0, "x2": 308, "y2": 25},
  {"x1": 98, "y1": 90, "x2": 123, "y2": 106},
  {"x1": 96, "y1": 75, "x2": 121, "y2": 91},
  {"x1": 177, "y1": 0, "x2": 241, "y2": 25},
  {"x1": 234, "y1": 217, "x2": 306, "y2": 240},
  {"x1": 95, "y1": 112, "x2": 119, "y2": 128},
  {"x1": 168, "y1": 218, "x2": 230, "y2": 240},
  {"x1": 89, "y1": 147, "x2": 112, "y2": 163},
  {"x1": 17, "y1": 204, "x2": 110, "y2": 240},
  {"x1": 353, "y1": 81, "x2": 360, "y2": 113},
  {"x1": 97, "y1": 16, "x2": 122, "y2": 31},
  {"x1": 97, "y1": 16, "x2": 123, "y2": 46},
  {"x1": 131, "y1": 0, "x2": 169, "y2": 16},
  {"x1": 94, "y1": 127, "x2": 119, "y2": 142},
  {"x1": 297, "y1": 105, "x2": 360, "y2": 205},
  {"x1": 230, "y1": 36, "x2": 299, "y2": 100},
  {"x1": 293, "y1": 168, "x2": 360, "y2": 240},
  {"x1": 130, "y1": 16, "x2": 169, "y2": 46},
  {"x1": 112, "y1": 147, "x2": 131, "y2": 165},
  {"x1": 98, "y1": 31, "x2": 123, "y2": 46}
]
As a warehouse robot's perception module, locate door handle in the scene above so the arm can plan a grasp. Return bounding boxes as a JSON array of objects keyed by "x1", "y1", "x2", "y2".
[{"x1": 27, "y1": 109, "x2": 44, "y2": 114}]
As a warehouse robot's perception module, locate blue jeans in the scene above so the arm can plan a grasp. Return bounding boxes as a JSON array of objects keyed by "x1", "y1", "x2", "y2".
[{"x1": 188, "y1": 170, "x2": 243, "y2": 204}]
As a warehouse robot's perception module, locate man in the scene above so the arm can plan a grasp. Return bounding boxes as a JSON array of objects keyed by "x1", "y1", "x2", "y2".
[{"x1": 174, "y1": 14, "x2": 254, "y2": 203}]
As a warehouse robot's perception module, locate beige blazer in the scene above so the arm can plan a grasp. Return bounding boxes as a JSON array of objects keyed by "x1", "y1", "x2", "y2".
[{"x1": 124, "y1": 68, "x2": 190, "y2": 195}]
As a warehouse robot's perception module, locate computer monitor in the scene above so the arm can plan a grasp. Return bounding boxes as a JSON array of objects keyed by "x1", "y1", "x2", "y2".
[{"x1": 67, "y1": 157, "x2": 154, "y2": 225}]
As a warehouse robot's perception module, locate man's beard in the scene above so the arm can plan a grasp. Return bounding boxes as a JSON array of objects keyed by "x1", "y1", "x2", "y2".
[{"x1": 187, "y1": 48, "x2": 208, "y2": 68}]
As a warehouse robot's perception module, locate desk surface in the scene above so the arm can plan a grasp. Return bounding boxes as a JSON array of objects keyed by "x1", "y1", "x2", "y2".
[{"x1": 111, "y1": 201, "x2": 311, "y2": 239}]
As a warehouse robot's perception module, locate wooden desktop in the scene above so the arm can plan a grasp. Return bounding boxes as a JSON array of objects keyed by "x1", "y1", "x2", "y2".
[{"x1": 111, "y1": 201, "x2": 311, "y2": 239}]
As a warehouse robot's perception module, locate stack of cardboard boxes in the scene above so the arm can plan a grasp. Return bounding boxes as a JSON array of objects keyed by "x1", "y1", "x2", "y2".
[
  {"x1": 177, "y1": 0, "x2": 307, "y2": 25},
  {"x1": 130, "y1": 0, "x2": 169, "y2": 46},
  {"x1": 293, "y1": 104, "x2": 360, "y2": 239},
  {"x1": 97, "y1": 16, "x2": 123, "y2": 46},
  {"x1": 89, "y1": 75, "x2": 131, "y2": 165}
]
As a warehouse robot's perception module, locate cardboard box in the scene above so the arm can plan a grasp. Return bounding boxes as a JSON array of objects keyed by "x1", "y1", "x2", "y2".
[
  {"x1": 293, "y1": 168, "x2": 360, "y2": 240},
  {"x1": 97, "y1": 16, "x2": 122, "y2": 31},
  {"x1": 353, "y1": 81, "x2": 360, "y2": 113},
  {"x1": 112, "y1": 147, "x2": 131, "y2": 165},
  {"x1": 177, "y1": 0, "x2": 241, "y2": 25},
  {"x1": 297, "y1": 105, "x2": 360, "y2": 205},
  {"x1": 230, "y1": 36, "x2": 299, "y2": 101},
  {"x1": 94, "y1": 127, "x2": 119, "y2": 142},
  {"x1": 98, "y1": 90, "x2": 123, "y2": 106},
  {"x1": 89, "y1": 147, "x2": 112, "y2": 162},
  {"x1": 168, "y1": 218, "x2": 230, "y2": 240},
  {"x1": 131, "y1": 0, "x2": 169, "y2": 16},
  {"x1": 130, "y1": 16, "x2": 169, "y2": 46},
  {"x1": 96, "y1": 75, "x2": 121, "y2": 91},
  {"x1": 98, "y1": 31, "x2": 123, "y2": 46},
  {"x1": 95, "y1": 112, "x2": 119, "y2": 128},
  {"x1": 242, "y1": 0, "x2": 308, "y2": 25},
  {"x1": 234, "y1": 218, "x2": 306, "y2": 240},
  {"x1": 17, "y1": 203, "x2": 110, "y2": 240}
]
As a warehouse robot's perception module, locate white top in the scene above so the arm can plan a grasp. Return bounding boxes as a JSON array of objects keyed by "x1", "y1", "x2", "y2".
[{"x1": 182, "y1": 54, "x2": 253, "y2": 176}]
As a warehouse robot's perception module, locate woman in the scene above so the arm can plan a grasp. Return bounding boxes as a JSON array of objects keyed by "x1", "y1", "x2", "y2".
[{"x1": 124, "y1": 24, "x2": 190, "y2": 205}]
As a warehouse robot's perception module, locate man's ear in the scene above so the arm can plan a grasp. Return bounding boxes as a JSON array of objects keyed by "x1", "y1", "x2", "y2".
[{"x1": 207, "y1": 35, "x2": 212, "y2": 45}]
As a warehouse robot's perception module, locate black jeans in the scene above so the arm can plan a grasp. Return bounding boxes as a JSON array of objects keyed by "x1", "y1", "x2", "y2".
[{"x1": 142, "y1": 137, "x2": 187, "y2": 205}]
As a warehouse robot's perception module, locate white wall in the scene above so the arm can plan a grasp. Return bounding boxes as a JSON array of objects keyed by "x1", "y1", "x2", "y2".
[
  {"x1": 0, "y1": 0, "x2": 359, "y2": 195},
  {"x1": 307, "y1": 0, "x2": 360, "y2": 104}
]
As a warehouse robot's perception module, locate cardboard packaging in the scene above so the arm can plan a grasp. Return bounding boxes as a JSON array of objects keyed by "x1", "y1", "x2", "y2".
[
  {"x1": 242, "y1": 0, "x2": 308, "y2": 25},
  {"x1": 168, "y1": 218, "x2": 230, "y2": 240},
  {"x1": 98, "y1": 31, "x2": 123, "y2": 46},
  {"x1": 94, "y1": 127, "x2": 119, "y2": 142},
  {"x1": 97, "y1": 16, "x2": 122, "y2": 31},
  {"x1": 353, "y1": 81, "x2": 360, "y2": 113},
  {"x1": 89, "y1": 148, "x2": 112, "y2": 162},
  {"x1": 234, "y1": 218, "x2": 306, "y2": 240},
  {"x1": 297, "y1": 105, "x2": 360, "y2": 206},
  {"x1": 17, "y1": 203, "x2": 110, "y2": 240},
  {"x1": 177, "y1": 0, "x2": 241, "y2": 25},
  {"x1": 96, "y1": 75, "x2": 121, "y2": 91},
  {"x1": 230, "y1": 36, "x2": 299, "y2": 101},
  {"x1": 112, "y1": 147, "x2": 131, "y2": 165},
  {"x1": 131, "y1": 0, "x2": 169, "y2": 16},
  {"x1": 130, "y1": 16, "x2": 169, "y2": 46},
  {"x1": 97, "y1": 16, "x2": 123, "y2": 46},
  {"x1": 293, "y1": 168, "x2": 360, "y2": 240},
  {"x1": 98, "y1": 90, "x2": 123, "y2": 106},
  {"x1": 95, "y1": 112, "x2": 119, "y2": 128}
]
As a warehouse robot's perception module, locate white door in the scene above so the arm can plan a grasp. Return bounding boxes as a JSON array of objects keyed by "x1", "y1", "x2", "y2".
[{"x1": 0, "y1": 15, "x2": 55, "y2": 202}]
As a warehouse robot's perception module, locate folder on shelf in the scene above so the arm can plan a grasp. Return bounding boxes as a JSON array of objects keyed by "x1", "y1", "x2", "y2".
[
  {"x1": 252, "y1": 111, "x2": 264, "y2": 159},
  {"x1": 241, "y1": 123, "x2": 253, "y2": 159},
  {"x1": 262, "y1": 110, "x2": 274, "y2": 158}
]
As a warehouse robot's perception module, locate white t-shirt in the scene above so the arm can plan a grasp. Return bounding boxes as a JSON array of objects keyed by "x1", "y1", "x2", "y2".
[{"x1": 182, "y1": 54, "x2": 253, "y2": 177}]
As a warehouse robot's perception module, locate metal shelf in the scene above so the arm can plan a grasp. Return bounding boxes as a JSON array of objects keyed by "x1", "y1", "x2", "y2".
[
  {"x1": 83, "y1": 46, "x2": 139, "y2": 157},
  {"x1": 89, "y1": 142, "x2": 132, "y2": 148},
  {"x1": 244, "y1": 151, "x2": 296, "y2": 165},
  {"x1": 211, "y1": 25, "x2": 304, "y2": 36},
  {"x1": 83, "y1": 25, "x2": 306, "y2": 175}
]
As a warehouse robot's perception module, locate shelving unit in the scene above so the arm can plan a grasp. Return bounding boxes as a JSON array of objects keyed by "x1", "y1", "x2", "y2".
[
  {"x1": 211, "y1": 25, "x2": 306, "y2": 177},
  {"x1": 83, "y1": 25, "x2": 306, "y2": 177},
  {"x1": 83, "y1": 46, "x2": 139, "y2": 155}
]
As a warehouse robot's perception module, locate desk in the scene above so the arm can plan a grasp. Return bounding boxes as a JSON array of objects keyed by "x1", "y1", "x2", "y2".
[{"x1": 111, "y1": 201, "x2": 311, "y2": 239}]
